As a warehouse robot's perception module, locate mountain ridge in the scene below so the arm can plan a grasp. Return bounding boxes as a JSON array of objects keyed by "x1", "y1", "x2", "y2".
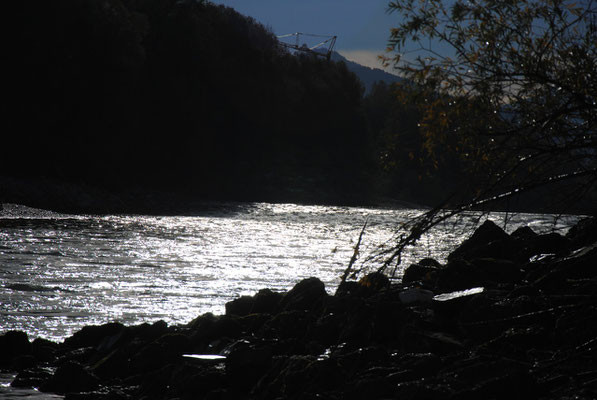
[{"x1": 331, "y1": 51, "x2": 402, "y2": 93}]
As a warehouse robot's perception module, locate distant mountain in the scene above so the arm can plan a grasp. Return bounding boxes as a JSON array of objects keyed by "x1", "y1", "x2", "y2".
[{"x1": 330, "y1": 52, "x2": 403, "y2": 94}]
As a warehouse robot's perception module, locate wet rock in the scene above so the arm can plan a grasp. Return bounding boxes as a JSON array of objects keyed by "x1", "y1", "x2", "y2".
[
  {"x1": 156, "y1": 333, "x2": 192, "y2": 354},
  {"x1": 448, "y1": 220, "x2": 511, "y2": 261},
  {"x1": 566, "y1": 217, "x2": 597, "y2": 249},
  {"x1": 11, "y1": 354, "x2": 37, "y2": 371},
  {"x1": 31, "y1": 338, "x2": 59, "y2": 363},
  {"x1": 236, "y1": 313, "x2": 271, "y2": 335},
  {"x1": 257, "y1": 355, "x2": 329, "y2": 399},
  {"x1": 56, "y1": 346, "x2": 97, "y2": 365},
  {"x1": 402, "y1": 263, "x2": 440, "y2": 287},
  {"x1": 358, "y1": 272, "x2": 391, "y2": 291},
  {"x1": 471, "y1": 257, "x2": 523, "y2": 285},
  {"x1": 398, "y1": 288, "x2": 434, "y2": 305},
  {"x1": 40, "y1": 361, "x2": 100, "y2": 394},
  {"x1": 531, "y1": 232, "x2": 571, "y2": 256},
  {"x1": 224, "y1": 341, "x2": 273, "y2": 391},
  {"x1": 532, "y1": 247, "x2": 597, "y2": 291},
  {"x1": 91, "y1": 346, "x2": 133, "y2": 380},
  {"x1": 11, "y1": 366, "x2": 53, "y2": 388},
  {"x1": 128, "y1": 342, "x2": 181, "y2": 374},
  {"x1": 225, "y1": 295, "x2": 254, "y2": 317},
  {"x1": 189, "y1": 314, "x2": 243, "y2": 346},
  {"x1": 129, "y1": 320, "x2": 168, "y2": 341},
  {"x1": 279, "y1": 277, "x2": 328, "y2": 312},
  {"x1": 260, "y1": 310, "x2": 313, "y2": 340},
  {"x1": 0, "y1": 330, "x2": 31, "y2": 368},
  {"x1": 166, "y1": 364, "x2": 227, "y2": 400},
  {"x1": 335, "y1": 280, "x2": 368, "y2": 297},
  {"x1": 64, "y1": 322, "x2": 126, "y2": 349},
  {"x1": 133, "y1": 363, "x2": 177, "y2": 399},
  {"x1": 251, "y1": 288, "x2": 283, "y2": 314},
  {"x1": 511, "y1": 225, "x2": 538, "y2": 240},
  {"x1": 434, "y1": 259, "x2": 485, "y2": 292}
]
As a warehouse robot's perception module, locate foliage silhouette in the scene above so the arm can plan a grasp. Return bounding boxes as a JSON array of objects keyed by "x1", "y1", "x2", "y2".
[
  {"x1": 370, "y1": 0, "x2": 597, "y2": 275},
  {"x1": 3, "y1": 0, "x2": 374, "y2": 210}
]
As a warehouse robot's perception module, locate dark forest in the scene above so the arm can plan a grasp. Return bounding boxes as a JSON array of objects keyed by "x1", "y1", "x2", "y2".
[{"x1": 3, "y1": 0, "x2": 594, "y2": 214}]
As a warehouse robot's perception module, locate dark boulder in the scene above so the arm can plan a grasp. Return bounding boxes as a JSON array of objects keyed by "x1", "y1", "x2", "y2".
[
  {"x1": 11, "y1": 367, "x2": 53, "y2": 389},
  {"x1": 225, "y1": 341, "x2": 273, "y2": 391},
  {"x1": 471, "y1": 257, "x2": 523, "y2": 285},
  {"x1": 91, "y1": 345, "x2": 134, "y2": 380},
  {"x1": 279, "y1": 277, "x2": 328, "y2": 312},
  {"x1": 335, "y1": 280, "x2": 368, "y2": 297},
  {"x1": 566, "y1": 217, "x2": 597, "y2": 249},
  {"x1": 336, "y1": 272, "x2": 391, "y2": 298},
  {"x1": 31, "y1": 338, "x2": 59, "y2": 363},
  {"x1": 402, "y1": 259, "x2": 442, "y2": 287},
  {"x1": 260, "y1": 310, "x2": 313, "y2": 340},
  {"x1": 528, "y1": 232, "x2": 571, "y2": 257},
  {"x1": 0, "y1": 331, "x2": 31, "y2": 368},
  {"x1": 11, "y1": 354, "x2": 37, "y2": 372},
  {"x1": 252, "y1": 288, "x2": 283, "y2": 314},
  {"x1": 189, "y1": 314, "x2": 244, "y2": 348},
  {"x1": 128, "y1": 342, "x2": 180, "y2": 374},
  {"x1": 129, "y1": 320, "x2": 169, "y2": 341},
  {"x1": 358, "y1": 272, "x2": 391, "y2": 291},
  {"x1": 156, "y1": 333, "x2": 193, "y2": 355},
  {"x1": 39, "y1": 361, "x2": 99, "y2": 394},
  {"x1": 225, "y1": 295, "x2": 254, "y2": 317},
  {"x1": 63, "y1": 322, "x2": 126, "y2": 349},
  {"x1": 434, "y1": 259, "x2": 484, "y2": 292},
  {"x1": 511, "y1": 225, "x2": 538, "y2": 241},
  {"x1": 448, "y1": 220, "x2": 510, "y2": 260}
]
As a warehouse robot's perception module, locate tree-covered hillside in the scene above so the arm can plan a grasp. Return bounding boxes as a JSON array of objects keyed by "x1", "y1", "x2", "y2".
[{"x1": 3, "y1": 0, "x2": 375, "y2": 211}]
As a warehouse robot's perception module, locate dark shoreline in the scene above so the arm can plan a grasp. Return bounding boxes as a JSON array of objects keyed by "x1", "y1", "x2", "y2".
[
  {"x1": 1, "y1": 217, "x2": 596, "y2": 399},
  {"x1": 2, "y1": 175, "x2": 593, "y2": 218}
]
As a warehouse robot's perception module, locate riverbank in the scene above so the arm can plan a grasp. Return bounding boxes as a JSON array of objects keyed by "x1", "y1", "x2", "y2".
[{"x1": 1, "y1": 217, "x2": 596, "y2": 399}]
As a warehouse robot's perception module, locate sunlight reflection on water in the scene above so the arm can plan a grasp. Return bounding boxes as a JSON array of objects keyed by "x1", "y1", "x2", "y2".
[{"x1": 0, "y1": 202, "x2": 580, "y2": 341}]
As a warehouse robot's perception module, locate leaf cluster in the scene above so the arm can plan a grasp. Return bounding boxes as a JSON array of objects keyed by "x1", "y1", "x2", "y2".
[{"x1": 374, "y1": 0, "x2": 597, "y2": 274}]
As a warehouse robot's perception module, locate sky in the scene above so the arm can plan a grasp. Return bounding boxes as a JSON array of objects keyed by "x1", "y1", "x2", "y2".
[{"x1": 209, "y1": 0, "x2": 399, "y2": 71}]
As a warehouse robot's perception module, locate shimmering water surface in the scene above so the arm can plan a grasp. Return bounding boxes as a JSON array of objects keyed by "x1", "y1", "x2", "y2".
[{"x1": 0, "y1": 202, "x2": 578, "y2": 343}]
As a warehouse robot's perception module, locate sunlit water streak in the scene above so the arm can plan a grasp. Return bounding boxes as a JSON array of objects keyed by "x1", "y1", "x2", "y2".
[{"x1": 0, "y1": 202, "x2": 579, "y2": 344}]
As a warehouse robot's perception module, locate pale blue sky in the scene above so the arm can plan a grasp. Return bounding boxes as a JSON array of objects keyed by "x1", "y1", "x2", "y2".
[{"x1": 210, "y1": 0, "x2": 397, "y2": 70}]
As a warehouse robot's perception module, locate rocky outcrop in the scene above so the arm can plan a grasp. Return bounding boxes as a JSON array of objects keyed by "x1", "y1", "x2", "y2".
[{"x1": 2, "y1": 217, "x2": 596, "y2": 399}]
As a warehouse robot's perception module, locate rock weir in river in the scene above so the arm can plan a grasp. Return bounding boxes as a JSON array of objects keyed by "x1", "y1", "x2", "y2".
[{"x1": 1, "y1": 218, "x2": 597, "y2": 399}]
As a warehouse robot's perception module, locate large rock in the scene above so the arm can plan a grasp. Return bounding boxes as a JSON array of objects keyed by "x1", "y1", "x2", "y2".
[
  {"x1": 279, "y1": 277, "x2": 328, "y2": 312},
  {"x1": 0, "y1": 331, "x2": 31, "y2": 368},
  {"x1": 566, "y1": 217, "x2": 597, "y2": 249},
  {"x1": 252, "y1": 288, "x2": 283, "y2": 314},
  {"x1": 225, "y1": 295, "x2": 254, "y2": 316},
  {"x1": 402, "y1": 258, "x2": 442, "y2": 287},
  {"x1": 225, "y1": 288, "x2": 284, "y2": 316},
  {"x1": 39, "y1": 361, "x2": 99, "y2": 394},
  {"x1": 448, "y1": 220, "x2": 527, "y2": 262},
  {"x1": 224, "y1": 340, "x2": 273, "y2": 391},
  {"x1": 63, "y1": 322, "x2": 126, "y2": 349}
]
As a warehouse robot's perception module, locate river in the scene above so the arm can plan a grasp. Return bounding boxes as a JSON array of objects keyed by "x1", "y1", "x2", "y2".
[
  {"x1": 1, "y1": 202, "x2": 578, "y2": 344},
  {"x1": 0, "y1": 202, "x2": 581, "y2": 398}
]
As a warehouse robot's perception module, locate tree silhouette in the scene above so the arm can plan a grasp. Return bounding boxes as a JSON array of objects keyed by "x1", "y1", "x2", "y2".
[{"x1": 373, "y1": 0, "x2": 597, "y2": 274}]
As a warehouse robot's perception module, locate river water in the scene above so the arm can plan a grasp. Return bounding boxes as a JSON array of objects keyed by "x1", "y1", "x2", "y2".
[
  {"x1": 1, "y1": 202, "x2": 579, "y2": 344},
  {"x1": 0, "y1": 202, "x2": 580, "y2": 397}
]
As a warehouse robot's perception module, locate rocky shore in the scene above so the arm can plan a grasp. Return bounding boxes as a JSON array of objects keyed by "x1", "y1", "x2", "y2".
[{"x1": 2, "y1": 217, "x2": 596, "y2": 399}]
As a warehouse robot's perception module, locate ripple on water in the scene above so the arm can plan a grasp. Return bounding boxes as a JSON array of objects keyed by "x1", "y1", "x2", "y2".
[{"x1": 0, "y1": 202, "x2": 581, "y2": 341}]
